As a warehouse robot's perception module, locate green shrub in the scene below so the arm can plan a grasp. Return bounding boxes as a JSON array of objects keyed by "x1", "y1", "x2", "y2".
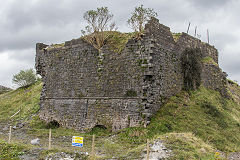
[
  {"x1": 12, "y1": 68, "x2": 39, "y2": 88},
  {"x1": 0, "y1": 141, "x2": 25, "y2": 159},
  {"x1": 125, "y1": 89, "x2": 137, "y2": 97}
]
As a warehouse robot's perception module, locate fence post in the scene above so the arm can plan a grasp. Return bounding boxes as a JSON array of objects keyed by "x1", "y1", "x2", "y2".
[
  {"x1": 91, "y1": 134, "x2": 95, "y2": 158},
  {"x1": 8, "y1": 126, "x2": 12, "y2": 143},
  {"x1": 194, "y1": 26, "x2": 197, "y2": 37},
  {"x1": 187, "y1": 22, "x2": 191, "y2": 34},
  {"x1": 147, "y1": 139, "x2": 150, "y2": 160},
  {"x1": 225, "y1": 151, "x2": 228, "y2": 159},
  {"x1": 48, "y1": 128, "x2": 52, "y2": 150},
  {"x1": 207, "y1": 29, "x2": 210, "y2": 44}
]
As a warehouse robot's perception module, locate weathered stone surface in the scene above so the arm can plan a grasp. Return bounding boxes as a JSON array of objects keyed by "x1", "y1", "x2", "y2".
[{"x1": 35, "y1": 17, "x2": 228, "y2": 131}]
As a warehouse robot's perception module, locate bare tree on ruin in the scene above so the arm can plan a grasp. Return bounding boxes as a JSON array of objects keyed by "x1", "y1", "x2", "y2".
[
  {"x1": 81, "y1": 7, "x2": 117, "y2": 51},
  {"x1": 127, "y1": 5, "x2": 158, "y2": 33}
]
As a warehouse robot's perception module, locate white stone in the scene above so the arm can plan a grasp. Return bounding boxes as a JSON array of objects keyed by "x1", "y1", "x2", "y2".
[{"x1": 31, "y1": 138, "x2": 40, "y2": 145}]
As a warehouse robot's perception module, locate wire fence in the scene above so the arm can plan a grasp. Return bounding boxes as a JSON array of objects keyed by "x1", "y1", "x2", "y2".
[{"x1": 0, "y1": 126, "x2": 150, "y2": 159}]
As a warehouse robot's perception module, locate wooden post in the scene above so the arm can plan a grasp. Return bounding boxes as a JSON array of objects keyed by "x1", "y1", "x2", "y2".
[
  {"x1": 225, "y1": 151, "x2": 228, "y2": 159},
  {"x1": 187, "y1": 22, "x2": 191, "y2": 34},
  {"x1": 207, "y1": 29, "x2": 210, "y2": 44},
  {"x1": 20, "y1": 95, "x2": 23, "y2": 119},
  {"x1": 91, "y1": 135, "x2": 95, "y2": 158},
  {"x1": 8, "y1": 126, "x2": 12, "y2": 143},
  {"x1": 20, "y1": 105, "x2": 22, "y2": 118},
  {"x1": 146, "y1": 139, "x2": 150, "y2": 160},
  {"x1": 194, "y1": 26, "x2": 197, "y2": 37},
  {"x1": 48, "y1": 128, "x2": 52, "y2": 150}
]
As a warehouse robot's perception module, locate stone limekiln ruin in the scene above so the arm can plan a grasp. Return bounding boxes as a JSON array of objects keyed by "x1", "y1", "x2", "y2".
[{"x1": 36, "y1": 18, "x2": 228, "y2": 131}]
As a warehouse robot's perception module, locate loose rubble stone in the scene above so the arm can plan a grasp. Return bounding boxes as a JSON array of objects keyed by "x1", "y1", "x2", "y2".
[
  {"x1": 142, "y1": 140, "x2": 171, "y2": 160},
  {"x1": 13, "y1": 122, "x2": 25, "y2": 129},
  {"x1": 31, "y1": 138, "x2": 40, "y2": 145}
]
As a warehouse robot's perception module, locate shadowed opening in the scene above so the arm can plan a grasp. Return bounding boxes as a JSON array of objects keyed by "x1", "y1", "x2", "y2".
[
  {"x1": 90, "y1": 125, "x2": 108, "y2": 134},
  {"x1": 93, "y1": 125, "x2": 107, "y2": 130},
  {"x1": 47, "y1": 120, "x2": 60, "y2": 129}
]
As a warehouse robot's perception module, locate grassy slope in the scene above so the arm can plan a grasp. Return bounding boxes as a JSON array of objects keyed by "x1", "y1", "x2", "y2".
[
  {"x1": 117, "y1": 86, "x2": 240, "y2": 159},
  {"x1": 148, "y1": 86, "x2": 240, "y2": 159},
  {"x1": 150, "y1": 87, "x2": 240, "y2": 150},
  {"x1": 0, "y1": 81, "x2": 42, "y2": 123},
  {"x1": 0, "y1": 81, "x2": 240, "y2": 159}
]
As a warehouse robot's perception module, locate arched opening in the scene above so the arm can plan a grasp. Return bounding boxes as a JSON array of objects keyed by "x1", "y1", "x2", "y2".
[
  {"x1": 90, "y1": 125, "x2": 108, "y2": 134},
  {"x1": 47, "y1": 120, "x2": 60, "y2": 129}
]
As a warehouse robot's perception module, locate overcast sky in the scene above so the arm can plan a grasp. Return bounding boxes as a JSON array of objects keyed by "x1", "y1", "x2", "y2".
[{"x1": 0, "y1": 0, "x2": 240, "y2": 88}]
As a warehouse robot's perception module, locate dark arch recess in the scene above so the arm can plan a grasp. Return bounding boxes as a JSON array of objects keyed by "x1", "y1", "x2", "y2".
[{"x1": 47, "y1": 120, "x2": 60, "y2": 129}]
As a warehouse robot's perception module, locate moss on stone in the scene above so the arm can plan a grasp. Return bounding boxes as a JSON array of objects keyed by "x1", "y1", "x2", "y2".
[
  {"x1": 106, "y1": 31, "x2": 135, "y2": 53},
  {"x1": 202, "y1": 56, "x2": 218, "y2": 66},
  {"x1": 181, "y1": 48, "x2": 202, "y2": 91},
  {"x1": 172, "y1": 33, "x2": 182, "y2": 42},
  {"x1": 125, "y1": 89, "x2": 137, "y2": 97},
  {"x1": 48, "y1": 43, "x2": 65, "y2": 49}
]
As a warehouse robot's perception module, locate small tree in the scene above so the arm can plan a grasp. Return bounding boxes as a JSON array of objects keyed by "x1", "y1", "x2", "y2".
[
  {"x1": 12, "y1": 69, "x2": 38, "y2": 88},
  {"x1": 127, "y1": 5, "x2": 158, "y2": 33},
  {"x1": 81, "y1": 7, "x2": 117, "y2": 51}
]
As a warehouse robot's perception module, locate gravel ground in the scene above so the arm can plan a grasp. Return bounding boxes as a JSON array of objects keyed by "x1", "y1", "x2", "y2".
[{"x1": 0, "y1": 122, "x2": 240, "y2": 160}]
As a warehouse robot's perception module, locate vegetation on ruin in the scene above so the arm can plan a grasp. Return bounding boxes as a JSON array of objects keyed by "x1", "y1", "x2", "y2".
[
  {"x1": 81, "y1": 7, "x2": 117, "y2": 51},
  {"x1": 127, "y1": 5, "x2": 158, "y2": 33},
  {"x1": 172, "y1": 32, "x2": 182, "y2": 42},
  {"x1": 81, "y1": 31, "x2": 138, "y2": 54},
  {"x1": 202, "y1": 56, "x2": 218, "y2": 66},
  {"x1": 79, "y1": 5, "x2": 158, "y2": 52},
  {"x1": 105, "y1": 31, "x2": 135, "y2": 53},
  {"x1": 49, "y1": 42, "x2": 65, "y2": 49},
  {"x1": 181, "y1": 48, "x2": 203, "y2": 91}
]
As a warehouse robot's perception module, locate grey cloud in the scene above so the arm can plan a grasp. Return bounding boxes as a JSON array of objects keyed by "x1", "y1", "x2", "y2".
[
  {"x1": 7, "y1": 48, "x2": 35, "y2": 63},
  {"x1": 0, "y1": 0, "x2": 138, "y2": 52},
  {"x1": 4, "y1": 0, "x2": 83, "y2": 31},
  {"x1": 0, "y1": 53, "x2": 34, "y2": 88},
  {"x1": 211, "y1": 33, "x2": 239, "y2": 51},
  {"x1": 219, "y1": 53, "x2": 240, "y2": 80},
  {"x1": 187, "y1": 0, "x2": 229, "y2": 8},
  {"x1": 0, "y1": 0, "x2": 240, "y2": 87}
]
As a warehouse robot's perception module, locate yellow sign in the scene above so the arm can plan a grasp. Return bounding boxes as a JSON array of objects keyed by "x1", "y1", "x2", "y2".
[
  {"x1": 74, "y1": 137, "x2": 83, "y2": 140},
  {"x1": 72, "y1": 136, "x2": 83, "y2": 147},
  {"x1": 73, "y1": 139, "x2": 83, "y2": 143}
]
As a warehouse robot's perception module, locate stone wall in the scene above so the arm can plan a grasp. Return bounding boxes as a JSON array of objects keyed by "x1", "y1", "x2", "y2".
[
  {"x1": 176, "y1": 33, "x2": 218, "y2": 63},
  {"x1": 36, "y1": 34, "x2": 149, "y2": 131},
  {"x1": 36, "y1": 17, "x2": 228, "y2": 131},
  {"x1": 201, "y1": 63, "x2": 228, "y2": 97}
]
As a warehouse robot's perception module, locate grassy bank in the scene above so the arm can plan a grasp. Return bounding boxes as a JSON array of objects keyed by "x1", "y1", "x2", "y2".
[{"x1": 0, "y1": 81, "x2": 42, "y2": 123}]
